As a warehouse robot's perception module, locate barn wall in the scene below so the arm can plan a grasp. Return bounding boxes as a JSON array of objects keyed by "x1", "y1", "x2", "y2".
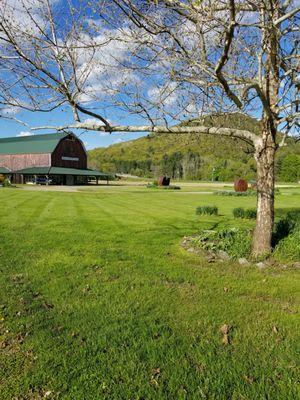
[
  {"x1": 51, "y1": 136, "x2": 87, "y2": 169},
  {"x1": 0, "y1": 153, "x2": 51, "y2": 171}
]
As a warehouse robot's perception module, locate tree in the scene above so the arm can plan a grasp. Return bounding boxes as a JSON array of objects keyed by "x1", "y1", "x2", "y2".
[
  {"x1": 0, "y1": 0, "x2": 299, "y2": 256},
  {"x1": 279, "y1": 154, "x2": 300, "y2": 181}
]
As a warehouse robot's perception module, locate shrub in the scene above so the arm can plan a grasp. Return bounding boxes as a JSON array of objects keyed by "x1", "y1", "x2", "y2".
[
  {"x1": 274, "y1": 227, "x2": 300, "y2": 262},
  {"x1": 189, "y1": 228, "x2": 252, "y2": 259},
  {"x1": 273, "y1": 209, "x2": 300, "y2": 245},
  {"x1": 286, "y1": 210, "x2": 300, "y2": 224},
  {"x1": 273, "y1": 210, "x2": 300, "y2": 261},
  {"x1": 214, "y1": 190, "x2": 256, "y2": 197},
  {"x1": 146, "y1": 182, "x2": 158, "y2": 188},
  {"x1": 233, "y1": 207, "x2": 245, "y2": 218},
  {"x1": 244, "y1": 208, "x2": 257, "y2": 219},
  {"x1": 196, "y1": 205, "x2": 218, "y2": 216},
  {"x1": 2, "y1": 179, "x2": 12, "y2": 187},
  {"x1": 233, "y1": 207, "x2": 257, "y2": 219}
]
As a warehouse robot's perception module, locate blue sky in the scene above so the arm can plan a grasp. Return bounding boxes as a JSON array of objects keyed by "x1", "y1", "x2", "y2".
[
  {"x1": 0, "y1": 0, "x2": 150, "y2": 149},
  {"x1": 0, "y1": 0, "x2": 298, "y2": 144},
  {"x1": 0, "y1": 106, "x2": 146, "y2": 150}
]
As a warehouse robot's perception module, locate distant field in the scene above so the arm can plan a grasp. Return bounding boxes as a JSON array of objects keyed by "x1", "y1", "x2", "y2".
[{"x1": 0, "y1": 186, "x2": 299, "y2": 399}]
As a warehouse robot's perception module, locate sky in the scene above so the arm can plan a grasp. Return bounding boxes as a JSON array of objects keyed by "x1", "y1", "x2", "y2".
[
  {"x1": 0, "y1": 0, "x2": 298, "y2": 144},
  {"x1": 0, "y1": 106, "x2": 146, "y2": 150},
  {"x1": 0, "y1": 0, "x2": 152, "y2": 149}
]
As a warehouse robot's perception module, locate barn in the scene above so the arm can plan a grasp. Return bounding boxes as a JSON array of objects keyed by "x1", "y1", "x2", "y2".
[{"x1": 0, "y1": 132, "x2": 111, "y2": 185}]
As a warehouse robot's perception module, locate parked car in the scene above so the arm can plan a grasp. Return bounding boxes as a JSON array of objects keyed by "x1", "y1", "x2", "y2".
[{"x1": 35, "y1": 176, "x2": 52, "y2": 185}]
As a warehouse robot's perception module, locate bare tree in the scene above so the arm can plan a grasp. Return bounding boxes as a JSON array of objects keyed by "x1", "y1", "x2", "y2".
[{"x1": 0, "y1": 0, "x2": 299, "y2": 256}]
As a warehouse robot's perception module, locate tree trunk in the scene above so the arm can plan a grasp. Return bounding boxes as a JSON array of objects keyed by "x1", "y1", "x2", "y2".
[{"x1": 252, "y1": 121, "x2": 276, "y2": 257}]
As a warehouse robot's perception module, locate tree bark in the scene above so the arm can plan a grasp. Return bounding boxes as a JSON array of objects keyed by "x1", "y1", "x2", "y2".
[
  {"x1": 252, "y1": 118, "x2": 276, "y2": 257},
  {"x1": 251, "y1": 1, "x2": 280, "y2": 257}
]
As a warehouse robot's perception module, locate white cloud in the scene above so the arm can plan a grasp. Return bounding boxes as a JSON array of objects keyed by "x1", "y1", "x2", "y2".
[
  {"x1": 113, "y1": 138, "x2": 124, "y2": 144},
  {"x1": 73, "y1": 26, "x2": 142, "y2": 104},
  {"x1": 17, "y1": 131, "x2": 33, "y2": 137},
  {"x1": 0, "y1": 106, "x2": 19, "y2": 115},
  {"x1": 147, "y1": 82, "x2": 178, "y2": 106}
]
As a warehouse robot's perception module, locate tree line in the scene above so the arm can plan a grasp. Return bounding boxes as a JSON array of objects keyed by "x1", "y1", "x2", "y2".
[{"x1": 90, "y1": 150, "x2": 300, "y2": 182}]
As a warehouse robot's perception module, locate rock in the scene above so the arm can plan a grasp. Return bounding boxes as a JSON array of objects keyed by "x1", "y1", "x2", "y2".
[
  {"x1": 217, "y1": 250, "x2": 230, "y2": 261},
  {"x1": 293, "y1": 262, "x2": 300, "y2": 269},
  {"x1": 256, "y1": 261, "x2": 267, "y2": 270},
  {"x1": 206, "y1": 252, "x2": 216, "y2": 263},
  {"x1": 238, "y1": 257, "x2": 250, "y2": 266},
  {"x1": 187, "y1": 247, "x2": 195, "y2": 253}
]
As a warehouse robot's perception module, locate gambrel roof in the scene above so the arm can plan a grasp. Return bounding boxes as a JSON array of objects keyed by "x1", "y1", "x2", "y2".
[{"x1": 0, "y1": 133, "x2": 69, "y2": 155}]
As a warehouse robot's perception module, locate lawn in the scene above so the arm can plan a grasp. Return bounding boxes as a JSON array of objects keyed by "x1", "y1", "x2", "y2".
[{"x1": 0, "y1": 186, "x2": 299, "y2": 399}]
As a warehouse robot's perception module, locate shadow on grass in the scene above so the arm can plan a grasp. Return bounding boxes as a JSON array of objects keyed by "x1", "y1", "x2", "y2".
[{"x1": 272, "y1": 208, "x2": 300, "y2": 247}]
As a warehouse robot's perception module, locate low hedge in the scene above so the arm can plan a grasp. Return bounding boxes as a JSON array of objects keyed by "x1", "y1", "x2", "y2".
[
  {"x1": 233, "y1": 207, "x2": 257, "y2": 219},
  {"x1": 196, "y1": 205, "x2": 218, "y2": 216}
]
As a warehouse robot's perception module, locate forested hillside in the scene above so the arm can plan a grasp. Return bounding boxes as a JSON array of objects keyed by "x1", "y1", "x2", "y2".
[{"x1": 88, "y1": 113, "x2": 300, "y2": 182}]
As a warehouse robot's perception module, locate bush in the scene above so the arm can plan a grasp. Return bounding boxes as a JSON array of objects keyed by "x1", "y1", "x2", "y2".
[
  {"x1": 189, "y1": 228, "x2": 252, "y2": 259},
  {"x1": 233, "y1": 207, "x2": 245, "y2": 218},
  {"x1": 233, "y1": 207, "x2": 256, "y2": 219},
  {"x1": 146, "y1": 182, "x2": 158, "y2": 188},
  {"x1": 274, "y1": 227, "x2": 300, "y2": 262},
  {"x1": 214, "y1": 190, "x2": 256, "y2": 197},
  {"x1": 196, "y1": 205, "x2": 218, "y2": 216},
  {"x1": 273, "y1": 209, "x2": 300, "y2": 246},
  {"x1": 244, "y1": 208, "x2": 257, "y2": 219},
  {"x1": 2, "y1": 179, "x2": 12, "y2": 187}
]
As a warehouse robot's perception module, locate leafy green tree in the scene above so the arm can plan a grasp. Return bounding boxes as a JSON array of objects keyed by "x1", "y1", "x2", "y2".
[{"x1": 279, "y1": 155, "x2": 300, "y2": 182}]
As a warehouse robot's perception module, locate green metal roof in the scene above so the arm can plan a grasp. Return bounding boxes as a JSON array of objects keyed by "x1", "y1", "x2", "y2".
[
  {"x1": 13, "y1": 167, "x2": 51, "y2": 175},
  {"x1": 0, "y1": 133, "x2": 69, "y2": 155},
  {"x1": 14, "y1": 166, "x2": 112, "y2": 178},
  {"x1": 50, "y1": 167, "x2": 111, "y2": 177},
  {"x1": 0, "y1": 167, "x2": 11, "y2": 174}
]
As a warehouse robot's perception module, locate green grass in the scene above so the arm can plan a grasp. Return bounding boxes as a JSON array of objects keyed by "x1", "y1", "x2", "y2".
[{"x1": 0, "y1": 186, "x2": 299, "y2": 399}]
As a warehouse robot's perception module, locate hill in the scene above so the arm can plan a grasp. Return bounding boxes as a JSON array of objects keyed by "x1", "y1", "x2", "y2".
[{"x1": 88, "y1": 113, "x2": 300, "y2": 182}]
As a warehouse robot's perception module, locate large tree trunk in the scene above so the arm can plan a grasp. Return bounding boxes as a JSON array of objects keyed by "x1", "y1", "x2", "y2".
[
  {"x1": 251, "y1": 1, "x2": 280, "y2": 257},
  {"x1": 252, "y1": 119, "x2": 276, "y2": 257}
]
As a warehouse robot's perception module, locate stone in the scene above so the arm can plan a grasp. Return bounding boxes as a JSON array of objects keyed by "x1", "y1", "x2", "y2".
[
  {"x1": 217, "y1": 250, "x2": 230, "y2": 261},
  {"x1": 187, "y1": 247, "x2": 195, "y2": 253},
  {"x1": 293, "y1": 262, "x2": 300, "y2": 269},
  {"x1": 238, "y1": 257, "x2": 250, "y2": 266},
  {"x1": 256, "y1": 261, "x2": 267, "y2": 270}
]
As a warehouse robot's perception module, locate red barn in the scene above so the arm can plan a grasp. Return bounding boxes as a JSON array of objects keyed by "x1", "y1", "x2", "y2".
[{"x1": 0, "y1": 132, "x2": 110, "y2": 185}]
